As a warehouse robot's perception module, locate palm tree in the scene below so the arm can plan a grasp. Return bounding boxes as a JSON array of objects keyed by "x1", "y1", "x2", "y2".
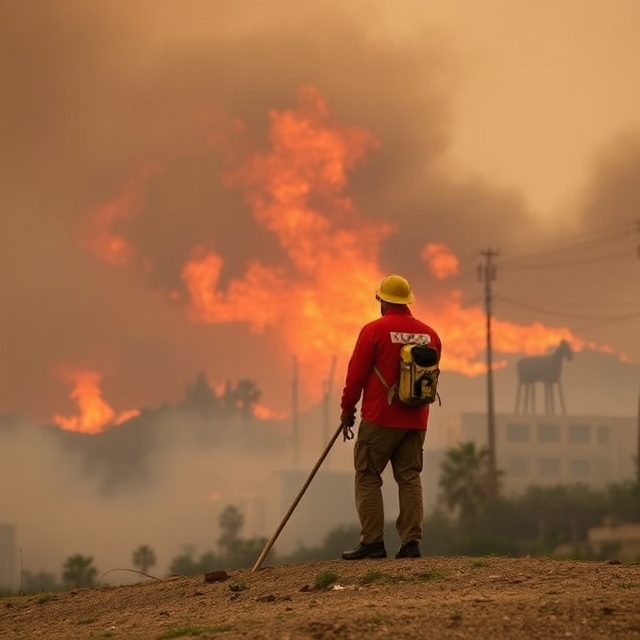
[
  {"x1": 132, "y1": 545, "x2": 157, "y2": 574},
  {"x1": 234, "y1": 379, "x2": 261, "y2": 415},
  {"x1": 438, "y1": 441, "x2": 502, "y2": 526},
  {"x1": 62, "y1": 554, "x2": 98, "y2": 588},
  {"x1": 184, "y1": 371, "x2": 220, "y2": 414},
  {"x1": 218, "y1": 505, "x2": 245, "y2": 560},
  {"x1": 220, "y1": 379, "x2": 261, "y2": 422}
]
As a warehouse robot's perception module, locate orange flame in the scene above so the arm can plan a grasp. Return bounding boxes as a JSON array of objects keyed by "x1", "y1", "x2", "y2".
[
  {"x1": 184, "y1": 86, "x2": 600, "y2": 385},
  {"x1": 252, "y1": 403, "x2": 288, "y2": 420},
  {"x1": 182, "y1": 249, "x2": 283, "y2": 331},
  {"x1": 421, "y1": 242, "x2": 459, "y2": 279},
  {"x1": 52, "y1": 369, "x2": 140, "y2": 434},
  {"x1": 181, "y1": 86, "x2": 394, "y2": 388},
  {"x1": 75, "y1": 85, "x2": 617, "y2": 413},
  {"x1": 419, "y1": 290, "x2": 588, "y2": 376},
  {"x1": 79, "y1": 163, "x2": 164, "y2": 267}
]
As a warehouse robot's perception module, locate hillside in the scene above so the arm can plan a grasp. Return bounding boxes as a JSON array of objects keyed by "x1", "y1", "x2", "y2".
[{"x1": 2, "y1": 556, "x2": 639, "y2": 639}]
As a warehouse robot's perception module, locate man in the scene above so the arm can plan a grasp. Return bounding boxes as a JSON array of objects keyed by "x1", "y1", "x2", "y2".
[{"x1": 339, "y1": 274, "x2": 442, "y2": 560}]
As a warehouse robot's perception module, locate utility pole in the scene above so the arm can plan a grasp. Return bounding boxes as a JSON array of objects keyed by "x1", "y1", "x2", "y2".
[
  {"x1": 479, "y1": 249, "x2": 499, "y2": 497},
  {"x1": 322, "y1": 356, "x2": 337, "y2": 470},
  {"x1": 292, "y1": 356, "x2": 299, "y2": 470},
  {"x1": 636, "y1": 386, "x2": 640, "y2": 485},
  {"x1": 637, "y1": 221, "x2": 640, "y2": 484}
]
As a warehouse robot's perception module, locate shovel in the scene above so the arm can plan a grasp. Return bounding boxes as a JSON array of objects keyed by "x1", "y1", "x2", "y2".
[{"x1": 251, "y1": 422, "x2": 348, "y2": 572}]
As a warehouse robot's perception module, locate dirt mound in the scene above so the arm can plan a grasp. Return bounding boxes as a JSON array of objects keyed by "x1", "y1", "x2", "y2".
[{"x1": 2, "y1": 556, "x2": 640, "y2": 639}]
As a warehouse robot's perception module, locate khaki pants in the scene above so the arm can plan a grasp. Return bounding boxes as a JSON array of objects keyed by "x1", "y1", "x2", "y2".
[{"x1": 354, "y1": 419, "x2": 426, "y2": 545}]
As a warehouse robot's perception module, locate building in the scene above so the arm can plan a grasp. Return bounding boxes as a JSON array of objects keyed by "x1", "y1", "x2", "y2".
[
  {"x1": 587, "y1": 522, "x2": 640, "y2": 562},
  {"x1": 440, "y1": 412, "x2": 637, "y2": 496}
]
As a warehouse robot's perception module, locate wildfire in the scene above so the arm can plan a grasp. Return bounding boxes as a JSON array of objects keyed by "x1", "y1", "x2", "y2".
[
  {"x1": 422, "y1": 290, "x2": 584, "y2": 376},
  {"x1": 181, "y1": 86, "x2": 392, "y2": 386},
  {"x1": 73, "y1": 84, "x2": 610, "y2": 422},
  {"x1": 252, "y1": 404, "x2": 288, "y2": 421},
  {"x1": 421, "y1": 243, "x2": 459, "y2": 280},
  {"x1": 184, "y1": 86, "x2": 592, "y2": 380},
  {"x1": 79, "y1": 163, "x2": 164, "y2": 267},
  {"x1": 52, "y1": 369, "x2": 140, "y2": 434}
]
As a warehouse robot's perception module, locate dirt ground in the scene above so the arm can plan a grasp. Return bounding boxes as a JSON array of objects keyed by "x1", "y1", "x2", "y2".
[{"x1": 1, "y1": 555, "x2": 640, "y2": 639}]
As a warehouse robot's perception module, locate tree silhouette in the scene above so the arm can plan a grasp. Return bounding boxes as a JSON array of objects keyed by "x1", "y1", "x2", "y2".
[
  {"x1": 168, "y1": 546, "x2": 219, "y2": 576},
  {"x1": 132, "y1": 544, "x2": 157, "y2": 574},
  {"x1": 183, "y1": 371, "x2": 219, "y2": 414},
  {"x1": 62, "y1": 554, "x2": 98, "y2": 588},
  {"x1": 219, "y1": 379, "x2": 261, "y2": 423},
  {"x1": 234, "y1": 379, "x2": 261, "y2": 417},
  {"x1": 220, "y1": 380, "x2": 236, "y2": 414},
  {"x1": 217, "y1": 504, "x2": 246, "y2": 563},
  {"x1": 216, "y1": 504, "x2": 269, "y2": 568},
  {"x1": 439, "y1": 441, "x2": 502, "y2": 526},
  {"x1": 22, "y1": 570, "x2": 61, "y2": 593},
  {"x1": 218, "y1": 504, "x2": 244, "y2": 555}
]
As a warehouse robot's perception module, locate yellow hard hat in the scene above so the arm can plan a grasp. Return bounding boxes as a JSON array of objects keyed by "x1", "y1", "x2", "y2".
[{"x1": 376, "y1": 274, "x2": 415, "y2": 304}]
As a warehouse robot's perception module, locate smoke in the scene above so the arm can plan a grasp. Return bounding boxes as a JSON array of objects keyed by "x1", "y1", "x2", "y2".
[
  {"x1": 0, "y1": 410, "x2": 298, "y2": 580},
  {"x1": 2, "y1": 348, "x2": 638, "y2": 583},
  {"x1": 1, "y1": 4, "x2": 638, "y2": 435},
  {"x1": 1, "y1": 2, "x2": 639, "y2": 584}
]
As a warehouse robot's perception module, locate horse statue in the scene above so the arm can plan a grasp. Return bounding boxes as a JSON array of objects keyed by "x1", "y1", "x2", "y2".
[{"x1": 514, "y1": 340, "x2": 573, "y2": 415}]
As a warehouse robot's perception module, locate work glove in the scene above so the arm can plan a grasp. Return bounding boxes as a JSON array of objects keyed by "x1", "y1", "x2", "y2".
[{"x1": 340, "y1": 412, "x2": 355, "y2": 442}]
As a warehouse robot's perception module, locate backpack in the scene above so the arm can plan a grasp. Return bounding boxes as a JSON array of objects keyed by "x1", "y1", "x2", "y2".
[{"x1": 374, "y1": 344, "x2": 441, "y2": 407}]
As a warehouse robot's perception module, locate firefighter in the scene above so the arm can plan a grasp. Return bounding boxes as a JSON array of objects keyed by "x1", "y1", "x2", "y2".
[{"x1": 340, "y1": 274, "x2": 442, "y2": 559}]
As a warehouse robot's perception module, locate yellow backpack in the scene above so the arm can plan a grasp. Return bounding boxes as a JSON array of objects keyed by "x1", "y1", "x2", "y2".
[{"x1": 375, "y1": 344, "x2": 441, "y2": 407}]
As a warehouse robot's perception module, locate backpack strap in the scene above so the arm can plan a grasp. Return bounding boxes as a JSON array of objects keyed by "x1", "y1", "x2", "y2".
[{"x1": 373, "y1": 366, "x2": 397, "y2": 406}]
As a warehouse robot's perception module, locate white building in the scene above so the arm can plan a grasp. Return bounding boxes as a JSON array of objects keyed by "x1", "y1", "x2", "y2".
[
  {"x1": 440, "y1": 412, "x2": 637, "y2": 496},
  {"x1": 588, "y1": 522, "x2": 640, "y2": 562}
]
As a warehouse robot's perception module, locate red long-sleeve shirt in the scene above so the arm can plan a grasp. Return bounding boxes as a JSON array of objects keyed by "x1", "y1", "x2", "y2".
[{"x1": 340, "y1": 306, "x2": 442, "y2": 429}]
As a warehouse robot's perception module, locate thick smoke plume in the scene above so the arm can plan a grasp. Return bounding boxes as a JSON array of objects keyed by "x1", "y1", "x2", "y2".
[
  {"x1": 2, "y1": 1, "x2": 638, "y2": 422},
  {"x1": 1, "y1": 0, "x2": 639, "y2": 582}
]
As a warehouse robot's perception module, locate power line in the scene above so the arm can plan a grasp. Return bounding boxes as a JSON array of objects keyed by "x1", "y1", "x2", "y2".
[
  {"x1": 500, "y1": 250, "x2": 634, "y2": 271},
  {"x1": 421, "y1": 220, "x2": 638, "y2": 310},
  {"x1": 498, "y1": 219, "x2": 636, "y2": 263},
  {"x1": 495, "y1": 295, "x2": 640, "y2": 322},
  {"x1": 479, "y1": 220, "x2": 635, "y2": 274},
  {"x1": 573, "y1": 309, "x2": 640, "y2": 333},
  {"x1": 438, "y1": 220, "x2": 635, "y2": 279},
  {"x1": 528, "y1": 301, "x2": 640, "y2": 309}
]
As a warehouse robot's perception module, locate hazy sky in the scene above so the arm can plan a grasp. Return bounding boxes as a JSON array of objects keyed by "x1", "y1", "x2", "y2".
[
  {"x1": 417, "y1": 0, "x2": 640, "y2": 214},
  {"x1": 1, "y1": 0, "x2": 639, "y2": 424},
  {"x1": 1, "y1": 0, "x2": 639, "y2": 581}
]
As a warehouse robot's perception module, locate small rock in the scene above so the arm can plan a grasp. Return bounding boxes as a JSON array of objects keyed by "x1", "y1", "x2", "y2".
[
  {"x1": 257, "y1": 594, "x2": 277, "y2": 603},
  {"x1": 204, "y1": 571, "x2": 229, "y2": 583}
]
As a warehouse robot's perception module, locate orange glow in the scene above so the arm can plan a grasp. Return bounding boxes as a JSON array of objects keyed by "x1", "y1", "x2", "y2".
[
  {"x1": 75, "y1": 86, "x2": 617, "y2": 414},
  {"x1": 183, "y1": 86, "x2": 613, "y2": 388},
  {"x1": 182, "y1": 86, "x2": 394, "y2": 389},
  {"x1": 182, "y1": 248, "x2": 283, "y2": 332},
  {"x1": 252, "y1": 403, "x2": 288, "y2": 420},
  {"x1": 79, "y1": 163, "x2": 164, "y2": 267},
  {"x1": 421, "y1": 290, "x2": 585, "y2": 377},
  {"x1": 52, "y1": 369, "x2": 140, "y2": 434},
  {"x1": 421, "y1": 242, "x2": 459, "y2": 279}
]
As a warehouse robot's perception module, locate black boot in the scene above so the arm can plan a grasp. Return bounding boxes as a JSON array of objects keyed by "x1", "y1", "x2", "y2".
[
  {"x1": 341, "y1": 541, "x2": 387, "y2": 560},
  {"x1": 395, "y1": 540, "x2": 421, "y2": 559}
]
